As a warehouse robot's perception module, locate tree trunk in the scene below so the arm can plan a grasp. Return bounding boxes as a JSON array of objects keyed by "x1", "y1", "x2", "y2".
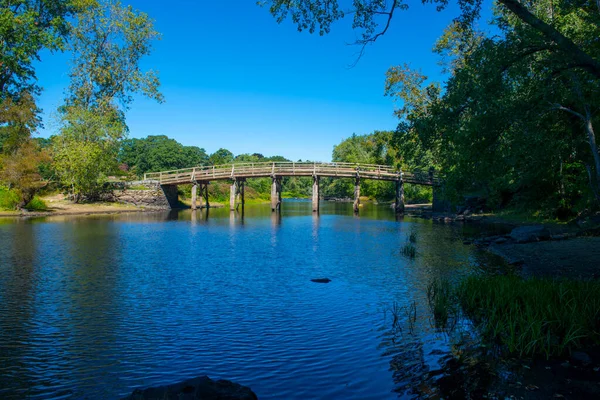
[
  {"x1": 583, "y1": 111, "x2": 600, "y2": 201},
  {"x1": 16, "y1": 190, "x2": 34, "y2": 210},
  {"x1": 498, "y1": 0, "x2": 600, "y2": 79}
]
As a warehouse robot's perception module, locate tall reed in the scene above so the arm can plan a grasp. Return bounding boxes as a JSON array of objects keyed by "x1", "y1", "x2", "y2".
[{"x1": 429, "y1": 275, "x2": 600, "y2": 358}]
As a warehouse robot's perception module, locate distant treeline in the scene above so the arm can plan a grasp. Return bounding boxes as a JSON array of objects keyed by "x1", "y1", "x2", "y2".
[{"x1": 115, "y1": 134, "x2": 431, "y2": 204}]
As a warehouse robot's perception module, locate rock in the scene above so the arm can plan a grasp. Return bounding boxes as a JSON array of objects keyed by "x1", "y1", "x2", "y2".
[
  {"x1": 571, "y1": 351, "x2": 592, "y2": 366},
  {"x1": 311, "y1": 278, "x2": 331, "y2": 283},
  {"x1": 495, "y1": 237, "x2": 508, "y2": 244},
  {"x1": 510, "y1": 225, "x2": 551, "y2": 243},
  {"x1": 576, "y1": 213, "x2": 600, "y2": 229},
  {"x1": 121, "y1": 376, "x2": 257, "y2": 400}
]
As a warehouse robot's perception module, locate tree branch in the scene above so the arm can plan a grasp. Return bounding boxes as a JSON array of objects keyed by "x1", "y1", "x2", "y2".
[{"x1": 498, "y1": 0, "x2": 600, "y2": 78}]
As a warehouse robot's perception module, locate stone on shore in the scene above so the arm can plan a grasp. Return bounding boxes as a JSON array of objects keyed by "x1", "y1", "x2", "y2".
[
  {"x1": 121, "y1": 376, "x2": 257, "y2": 400},
  {"x1": 510, "y1": 225, "x2": 551, "y2": 243}
]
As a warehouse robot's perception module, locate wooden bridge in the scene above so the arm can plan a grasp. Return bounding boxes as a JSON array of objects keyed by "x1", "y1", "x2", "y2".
[{"x1": 144, "y1": 162, "x2": 442, "y2": 213}]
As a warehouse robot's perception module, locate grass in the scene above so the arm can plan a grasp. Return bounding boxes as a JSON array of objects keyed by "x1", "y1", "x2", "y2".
[
  {"x1": 126, "y1": 184, "x2": 151, "y2": 191},
  {"x1": 24, "y1": 196, "x2": 48, "y2": 211},
  {"x1": 428, "y1": 275, "x2": 600, "y2": 358},
  {"x1": 401, "y1": 230, "x2": 418, "y2": 258},
  {"x1": 427, "y1": 278, "x2": 457, "y2": 330},
  {"x1": 401, "y1": 242, "x2": 416, "y2": 258},
  {"x1": 0, "y1": 189, "x2": 48, "y2": 212},
  {"x1": 0, "y1": 187, "x2": 20, "y2": 210}
]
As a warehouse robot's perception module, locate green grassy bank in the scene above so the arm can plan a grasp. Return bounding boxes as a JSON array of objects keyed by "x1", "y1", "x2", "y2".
[
  {"x1": 428, "y1": 275, "x2": 600, "y2": 359},
  {"x1": 0, "y1": 187, "x2": 48, "y2": 211}
]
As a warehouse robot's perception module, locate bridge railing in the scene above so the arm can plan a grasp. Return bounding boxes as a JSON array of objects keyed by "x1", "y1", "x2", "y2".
[{"x1": 144, "y1": 162, "x2": 441, "y2": 185}]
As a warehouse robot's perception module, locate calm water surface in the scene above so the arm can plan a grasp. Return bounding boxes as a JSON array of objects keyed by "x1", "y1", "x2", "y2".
[{"x1": 0, "y1": 201, "x2": 497, "y2": 399}]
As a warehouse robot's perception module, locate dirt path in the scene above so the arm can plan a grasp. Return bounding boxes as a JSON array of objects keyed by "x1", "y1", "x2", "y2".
[{"x1": 0, "y1": 193, "x2": 156, "y2": 218}]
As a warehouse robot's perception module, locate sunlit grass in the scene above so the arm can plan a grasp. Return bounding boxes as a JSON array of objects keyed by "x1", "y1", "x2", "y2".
[
  {"x1": 24, "y1": 196, "x2": 48, "y2": 211},
  {"x1": 428, "y1": 275, "x2": 600, "y2": 358},
  {"x1": 0, "y1": 187, "x2": 20, "y2": 210}
]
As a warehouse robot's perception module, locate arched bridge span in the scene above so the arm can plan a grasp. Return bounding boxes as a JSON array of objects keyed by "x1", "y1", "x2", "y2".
[{"x1": 143, "y1": 162, "x2": 442, "y2": 213}]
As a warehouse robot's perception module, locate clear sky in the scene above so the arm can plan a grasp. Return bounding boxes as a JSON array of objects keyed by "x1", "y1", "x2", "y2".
[{"x1": 35, "y1": 1, "x2": 493, "y2": 162}]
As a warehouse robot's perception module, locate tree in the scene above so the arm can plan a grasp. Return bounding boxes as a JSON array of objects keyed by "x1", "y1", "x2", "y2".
[
  {"x1": 0, "y1": 0, "x2": 82, "y2": 96},
  {"x1": 262, "y1": 0, "x2": 600, "y2": 78},
  {"x1": 53, "y1": 0, "x2": 162, "y2": 199},
  {"x1": 119, "y1": 135, "x2": 208, "y2": 175},
  {"x1": 0, "y1": 140, "x2": 50, "y2": 208},
  {"x1": 0, "y1": 91, "x2": 40, "y2": 153},
  {"x1": 209, "y1": 148, "x2": 234, "y2": 165},
  {"x1": 53, "y1": 107, "x2": 124, "y2": 200},
  {"x1": 378, "y1": 1, "x2": 599, "y2": 213}
]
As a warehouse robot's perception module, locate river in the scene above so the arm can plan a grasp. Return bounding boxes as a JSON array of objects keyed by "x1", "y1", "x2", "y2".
[{"x1": 0, "y1": 200, "x2": 499, "y2": 399}]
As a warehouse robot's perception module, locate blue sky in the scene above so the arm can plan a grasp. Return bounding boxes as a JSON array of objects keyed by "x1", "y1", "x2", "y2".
[{"x1": 36, "y1": 1, "x2": 493, "y2": 162}]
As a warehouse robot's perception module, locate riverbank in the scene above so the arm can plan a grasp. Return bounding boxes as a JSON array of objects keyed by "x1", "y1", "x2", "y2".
[{"x1": 0, "y1": 193, "x2": 159, "y2": 218}]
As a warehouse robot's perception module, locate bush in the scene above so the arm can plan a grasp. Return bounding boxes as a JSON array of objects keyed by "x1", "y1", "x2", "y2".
[
  {"x1": 404, "y1": 183, "x2": 433, "y2": 204},
  {"x1": 0, "y1": 187, "x2": 20, "y2": 210},
  {"x1": 24, "y1": 196, "x2": 47, "y2": 211}
]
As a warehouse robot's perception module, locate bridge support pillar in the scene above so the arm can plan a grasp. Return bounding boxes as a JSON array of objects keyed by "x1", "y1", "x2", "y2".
[
  {"x1": 271, "y1": 177, "x2": 282, "y2": 212},
  {"x1": 230, "y1": 180, "x2": 236, "y2": 211},
  {"x1": 160, "y1": 184, "x2": 179, "y2": 209},
  {"x1": 201, "y1": 182, "x2": 209, "y2": 209},
  {"x1": 353, "y1": 177, "x2": 360, "y2": 214},
  {"x1": 312, "y1": 176, "x2": 319, "y2": 212},
  {"x1": 395, "y1": 180, "x2": 405, "y2": 214},
  {"x1": 230, "y1": 179, "x2": 245, "y2": 211},
  {"x1": 191, "y1": 183, "x2": 198, "y2": 210},
  {"x1": 432, "y1": 184, "x2": 451, "y2": 212}
]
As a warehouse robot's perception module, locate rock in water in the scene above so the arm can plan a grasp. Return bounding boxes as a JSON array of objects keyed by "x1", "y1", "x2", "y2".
[
  {"x1": 311, "y1": 278, "x2": 331, "y2": 283},
  {"x1": 510, "y1": 225, "x2": 551, "y2": 243},
  {"x1": 571, "y1": 351, "x2": 592, "y2": 366},
  {"x1": 121, "y1": 376, "x2": 258, "y2": 400}
]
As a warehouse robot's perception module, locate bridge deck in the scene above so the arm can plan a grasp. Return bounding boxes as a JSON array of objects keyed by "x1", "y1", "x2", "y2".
[{"x1": 144, "y1": 162, "x2": 440, "y2": 186}]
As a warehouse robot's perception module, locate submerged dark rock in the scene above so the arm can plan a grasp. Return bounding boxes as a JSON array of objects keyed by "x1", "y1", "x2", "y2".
[
  {"x1": 121, "y1": 376, "x2": 258, "y2": 400},
  {"x1": 510, "y1": 225, "x2": 551, "y2": 243},
  {"x1": 311, "y1": 278, "x2": 331, "y2": 283}
]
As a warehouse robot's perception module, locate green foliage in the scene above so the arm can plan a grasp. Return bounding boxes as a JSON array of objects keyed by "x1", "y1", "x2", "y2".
[
  {"x1": 404, "y1": 184, "x2": 432, "y2": 204},
  {"x1": 65, "y1": 0, "x2": 163, "y2": 111},
  {"x1": 0, "y1": 0, "x2": 81, "y2": 97},
  {"x1": 0, "y1": 140, "x2": 50, "y2": 207},
  {"x1": 327, "y1": 131, "x2": 397, "y2": 200},
  {"x1": 0, "y1": 187, "x2": 20, "y2": 210},
  {"x1": 455, "y1": 275, "x2": 600, "y2": 358},
  {"x1": 208, "y1": 148, "x2": 234, "y2": 165},
  {"x1": 53, "y1": 0, "x2": 162, "y2": 200},
  {"x1": 120, "y1": 135, "x2": 209, "y2": 176},
  {"x1": 53, "y1": 107, "x2": 124, "y2": 200},
  {"x1": 24, "y1": 195, "x2": 46, "y2": 211},
  {"x1": 0, "y1": 92, "x2": 41, "y2": 153},
  {"x1": 381, "y1": 2, "x2": 600, "y2": 213},
  {"x1": 427, "y1": 279, "x2": 457, "y2": 330}
]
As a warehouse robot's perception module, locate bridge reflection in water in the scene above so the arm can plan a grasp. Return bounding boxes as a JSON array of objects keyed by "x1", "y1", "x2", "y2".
[{"x1": 144, "y1": 162, "x2": 442, "y2": 214}]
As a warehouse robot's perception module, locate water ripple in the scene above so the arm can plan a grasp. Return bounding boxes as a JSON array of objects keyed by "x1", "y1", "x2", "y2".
[{"x1": 0, "y1": 203, "x2": 484, "y2": 399}]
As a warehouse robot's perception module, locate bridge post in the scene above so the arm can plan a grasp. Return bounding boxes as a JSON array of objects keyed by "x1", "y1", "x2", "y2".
[
  {"x1": 353, "y1": 177, "x2": 360, "y2": 214},
  {"x1": 203, "y1": 182, "x2": 210, "y2": 209},
  {"x1": 312, "y1": 175, "x2": 319, "y2": 212},
  {"x1": 238, "y1": 179, "x2": 245, "y2": 211},
  {"x1": 271, "y1": 176, "x2": 281, "y2": 212},
  {"x1": 395, "y1": 179, "x2": 405, "y2": 214},
  {"x1": 230, "y1": 179, "x2": 236, "y2": 211},
  {"x1": 191, "y1": 183, "x2": 198, "y2": 210}
]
